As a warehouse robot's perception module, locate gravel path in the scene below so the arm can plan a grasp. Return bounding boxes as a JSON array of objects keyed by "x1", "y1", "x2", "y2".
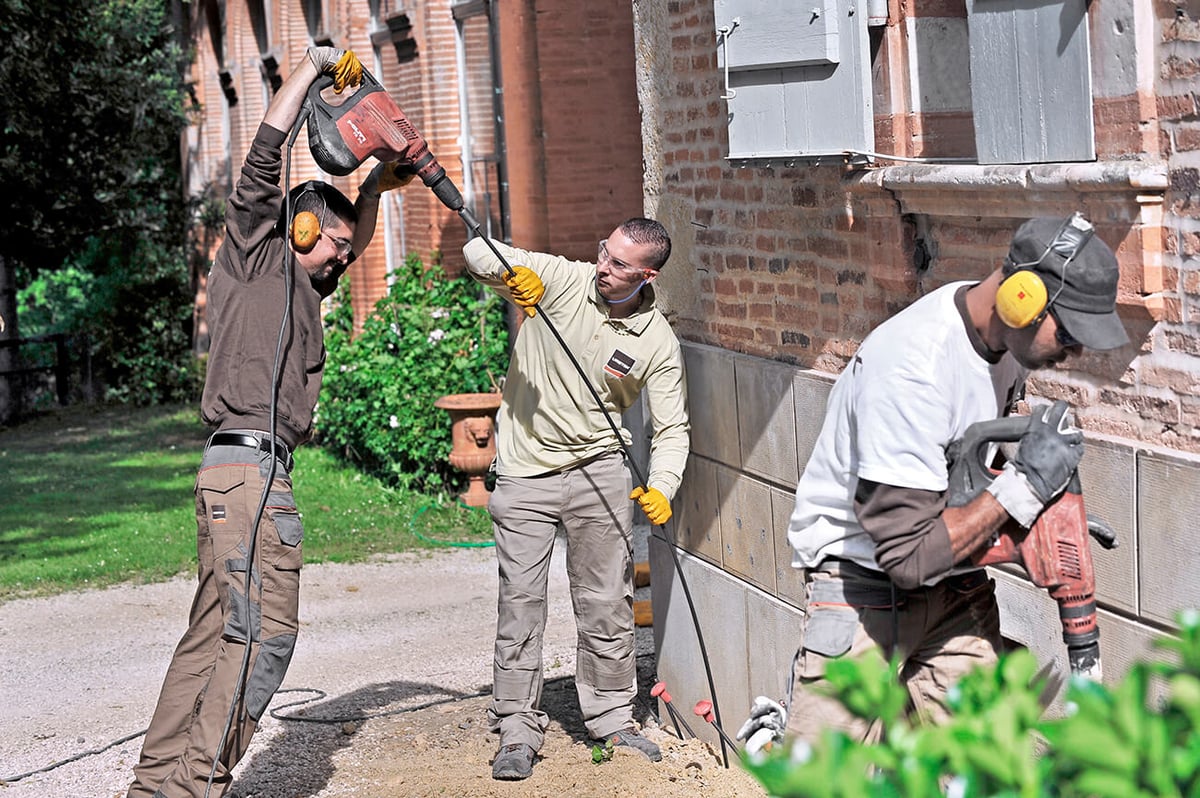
[
  {"x1": 0, "y1": 546, "x2": 579, "y2": 796},
  {"x1": 1, "y1": 540, "x2": 765, "y2": 798}
]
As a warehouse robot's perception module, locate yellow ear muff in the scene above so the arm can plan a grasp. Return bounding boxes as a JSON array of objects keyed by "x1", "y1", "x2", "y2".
[
  {"x1": 996, "y1": 269, "x2": 1049, "y2": 328},
  {"x1": 290, "y1": 210, "x2": 321, "y2": 252}
]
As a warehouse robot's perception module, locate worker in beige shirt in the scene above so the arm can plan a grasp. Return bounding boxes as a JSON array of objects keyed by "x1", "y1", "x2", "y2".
[{"x1": 463, "y1": 217, "x2": 689, "y2": 781}]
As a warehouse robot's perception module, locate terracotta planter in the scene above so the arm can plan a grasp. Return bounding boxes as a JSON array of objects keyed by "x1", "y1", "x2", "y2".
[{"x1": 434, "y1": 392, "x2": 503, "y2": 507}]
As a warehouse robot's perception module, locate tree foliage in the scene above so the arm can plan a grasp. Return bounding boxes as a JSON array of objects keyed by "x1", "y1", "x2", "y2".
[
  {"x1": 0, "y1": 0, "x2": 198, "y2": 407},
  {"x1": 0, "y1": 0, "x2": 192, "y2": 268}
]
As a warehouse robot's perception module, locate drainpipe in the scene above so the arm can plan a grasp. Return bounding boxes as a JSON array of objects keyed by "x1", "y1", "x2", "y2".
[
  {"x1": 868, "y1": 0, "x2": 888, "y2": 26},
  {"x1": 453, "y1": 16, "x2": 477, "y2": 221},
  {"x1": 494, "y1": 0, "x2": 549, "y2": 252}
]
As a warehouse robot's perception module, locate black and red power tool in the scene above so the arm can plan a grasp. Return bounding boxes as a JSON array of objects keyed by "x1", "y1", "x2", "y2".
[
  {"x1": 946, "y1": 412, "x2": 1118, "y2": 680},
  {"x1": 301, "y1": 69, "x2": 471, "y2": 219}
]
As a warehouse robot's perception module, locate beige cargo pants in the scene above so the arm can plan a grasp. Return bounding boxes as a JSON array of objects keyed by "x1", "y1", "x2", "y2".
[
  {"x1": 128, "y1": 440, "x2": 302, "y2": 798},
  {"x1": 786, "y1": 564, "x2": 1002, "y2": 744},
  {"x1": 487, "y1": 452, "x2": 636, "y2": 751}
]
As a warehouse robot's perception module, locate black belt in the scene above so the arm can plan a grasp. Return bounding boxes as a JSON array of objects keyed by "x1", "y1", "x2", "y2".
[{"x1": 210, "y1": 432, "x2": 294, "y2": 471}]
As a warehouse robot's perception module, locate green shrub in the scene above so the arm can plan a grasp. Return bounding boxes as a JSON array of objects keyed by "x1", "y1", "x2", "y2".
[
  {"x1": 17, "y1": 235, "x2": 198, "y2": 407},
  {"x1": 317, "y1": 252, "x2": 508, "y2": 494},
  {"x1": 745, "y1": 612, "x2": 1200, "y2": 798}
]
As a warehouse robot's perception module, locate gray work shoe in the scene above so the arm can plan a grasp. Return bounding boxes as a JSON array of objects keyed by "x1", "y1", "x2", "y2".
[
  {"x1": 492, "y1": 742, "x2": 536, "y2": 780},
  {"x1": 600, "y1": 728, "x2": 662, "y2": 762}
]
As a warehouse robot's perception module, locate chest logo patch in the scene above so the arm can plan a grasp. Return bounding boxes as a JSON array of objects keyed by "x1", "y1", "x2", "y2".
[{"x1": 604, "y1": 349, "x2": 636, "y2": 378}]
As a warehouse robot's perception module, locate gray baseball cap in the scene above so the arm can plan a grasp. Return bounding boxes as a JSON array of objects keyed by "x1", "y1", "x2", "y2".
[{"x1": 1006, "y1": 216, "x2": 1130, "y2": 351}]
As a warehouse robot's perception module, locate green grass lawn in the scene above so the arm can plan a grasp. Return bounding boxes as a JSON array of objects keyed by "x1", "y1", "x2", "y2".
[{"x1": 0, "y1": 403, "x2": 493, "y2": 602}]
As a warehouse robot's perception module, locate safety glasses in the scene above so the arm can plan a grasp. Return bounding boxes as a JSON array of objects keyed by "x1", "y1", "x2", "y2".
[
  {"x1": 325, "y1": 233, "x2": 353, "y2": 259},
  {"x1": 1047, "y1": 306, "x2": 1080, "y2": 348},
  {"x1": 598, "y1": 239, "x2": 654, "y2": 279}
]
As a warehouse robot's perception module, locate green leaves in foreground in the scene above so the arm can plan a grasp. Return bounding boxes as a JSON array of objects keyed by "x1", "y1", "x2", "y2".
[
  {"x1": 745, "y1": 611, "x2": 1200, "y2": 798},
  {"x1": 591, "y1": 739, "x2": 614, "y2": 764}
]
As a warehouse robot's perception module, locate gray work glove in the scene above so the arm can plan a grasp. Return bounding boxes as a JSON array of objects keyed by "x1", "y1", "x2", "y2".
[
  {"x1": 735, "y1": 696, "x2": 787, "y2": 756},
  {"x1": 987, "y1": 400, "x2": 1083, "y2": 527}
]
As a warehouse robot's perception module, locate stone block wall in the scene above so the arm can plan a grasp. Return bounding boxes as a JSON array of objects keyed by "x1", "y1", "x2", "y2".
[{"x1": 650, "y1": 341, "x2": 1199, "y2": 749}]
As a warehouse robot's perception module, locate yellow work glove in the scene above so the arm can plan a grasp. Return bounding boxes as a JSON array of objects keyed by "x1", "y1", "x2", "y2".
[
  {"x1": 631, "y1": 486, "x2": 672, "y2": 525},
  {"x1": 503, "y1": 266, "x2": 545, "y2": 317},
  {"x1": 307, "y1": 46, "x2": 363, "y2": 93},
  {"x1": 359, "y1": 161, "x2": 417, "y2": 201}
]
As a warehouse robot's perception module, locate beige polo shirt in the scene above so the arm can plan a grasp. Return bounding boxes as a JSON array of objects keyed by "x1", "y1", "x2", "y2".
[{"x1": 463, "y1": 237, "x2": 689, "y2": 498}]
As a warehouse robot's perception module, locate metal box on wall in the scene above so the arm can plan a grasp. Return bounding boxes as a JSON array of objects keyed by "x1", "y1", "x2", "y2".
[{"x1": 715, "y1": 0, "x2": 872, "y2": 162}]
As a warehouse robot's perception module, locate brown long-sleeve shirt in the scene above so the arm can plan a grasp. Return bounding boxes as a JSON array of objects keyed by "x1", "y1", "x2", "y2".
[{"x1": 200, "y1": 123, "x2": 328, "y2": 449}]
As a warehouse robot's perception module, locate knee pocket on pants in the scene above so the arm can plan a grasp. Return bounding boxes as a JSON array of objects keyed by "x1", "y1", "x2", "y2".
[
  {"x1": 244, "y1": 633, "x2": 297, "y2": 720},
  {"x1": 576, "y1": 649, "x2": 634, "y2": 691},
  {"x1": 224, "y1": 580, "x2": 261, "y2": 643},
  {"x1": 493, "y1": 666, "x2": 538, "y2": 707}
]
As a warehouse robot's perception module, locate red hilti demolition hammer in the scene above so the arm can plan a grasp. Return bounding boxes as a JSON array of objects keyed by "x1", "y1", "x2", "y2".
[
  {"x1": 946, "y1": 413, "x2": 1118, "y2": 680},
  {"x1": 302, "y1": 69, "x2": 472, "y2": 220}
]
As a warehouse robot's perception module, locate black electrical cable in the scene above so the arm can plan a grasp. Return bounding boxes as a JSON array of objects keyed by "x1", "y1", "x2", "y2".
[
  {"x1": 455, "y1": 208, "x2": 731, "y2": 768},
  {"x1": 268, "y1": 687, "x2": 491, "y2": 724},
  {"x1": 0, "y1": 730, "x2": 148, "y2": 784},
  {"x1": 0, "y1": 685, "x2": 492, "y2": 784}
]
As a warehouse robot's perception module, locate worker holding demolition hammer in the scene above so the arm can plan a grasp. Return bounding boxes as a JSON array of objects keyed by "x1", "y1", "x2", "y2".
[
  {"x1": 127, "y1": 49, "x2": 411, "y2": 798},
  {"x1": 738, "y1": 215, "x2": 1129, "y2": 753},
  {"x1": 463, "y1": 219, "x2": 690, "y2": 781}
]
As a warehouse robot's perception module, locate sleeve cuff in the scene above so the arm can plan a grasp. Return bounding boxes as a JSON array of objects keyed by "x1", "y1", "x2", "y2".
[{"x1": 986, "y1": 463, "x2": 1043, "y2": 528}]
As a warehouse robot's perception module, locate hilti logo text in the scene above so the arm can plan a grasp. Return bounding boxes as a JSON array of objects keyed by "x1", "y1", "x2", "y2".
[{"x1": 347, "y1": 121, "x2": 367, "y2": 145}]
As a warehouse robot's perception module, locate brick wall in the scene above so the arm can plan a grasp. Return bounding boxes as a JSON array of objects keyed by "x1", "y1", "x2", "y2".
[
  {"x1": 187, "y1": 0, "x2": 643, "y2": 338},
  {"x1": 639, "y1": 0, "x2": 1197, "y2": 452},
  {"x1": 496, "y1": 0, "x2": 644, "y2": 260},
  {"x1": 532, "y1": 1, "x2": 644, "y2": 259},
  {"x1": 1160, "y1": 2, "x2": 1200, "y2": 436}
]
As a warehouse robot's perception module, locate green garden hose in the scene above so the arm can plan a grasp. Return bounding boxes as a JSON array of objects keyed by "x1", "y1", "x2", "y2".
[{"x1": 409, "y1": 500, "x2": 495, "y2": 548}]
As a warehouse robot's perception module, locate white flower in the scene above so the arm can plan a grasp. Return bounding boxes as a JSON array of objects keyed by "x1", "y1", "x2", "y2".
[
  {"x1": 390, "y1": 322, "x2": 402, "y2": 337},
  {"x1": 389, "y1": 415, "x2": 400, "y2": 428},
  {"x1": 431, "y1": 308, "x2": 449, "y2": 320},
  {"x1": 427, "y1": 329, "x2": 445, "y2": 344}
]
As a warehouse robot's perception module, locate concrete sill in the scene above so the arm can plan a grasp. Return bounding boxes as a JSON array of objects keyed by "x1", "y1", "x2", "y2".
[
  {"x1": 850, "y1": 160, "x2": 1169, "y2": 196},
  {"x1": 848, "y1": 159, "x2": 1169, "y2": 323}
]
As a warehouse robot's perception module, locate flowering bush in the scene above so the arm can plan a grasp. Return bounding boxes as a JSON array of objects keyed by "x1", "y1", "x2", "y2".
[{"x1": 317, "y1": 252, "x2": 508, "y2": 494}]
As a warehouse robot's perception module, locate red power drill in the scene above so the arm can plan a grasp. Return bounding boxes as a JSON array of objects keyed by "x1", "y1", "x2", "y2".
[
  {"x1": 302, "y1": 69, "x2": 468, "y2": 215},
  {"x1": 946, "y1": 413, "x2": 1118, "y2": 679}
]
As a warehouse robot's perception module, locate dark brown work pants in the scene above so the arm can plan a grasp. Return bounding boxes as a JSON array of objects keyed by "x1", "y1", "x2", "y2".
[{"x1": 128, "y1": 438, "x2": 302, "y2": 798}]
